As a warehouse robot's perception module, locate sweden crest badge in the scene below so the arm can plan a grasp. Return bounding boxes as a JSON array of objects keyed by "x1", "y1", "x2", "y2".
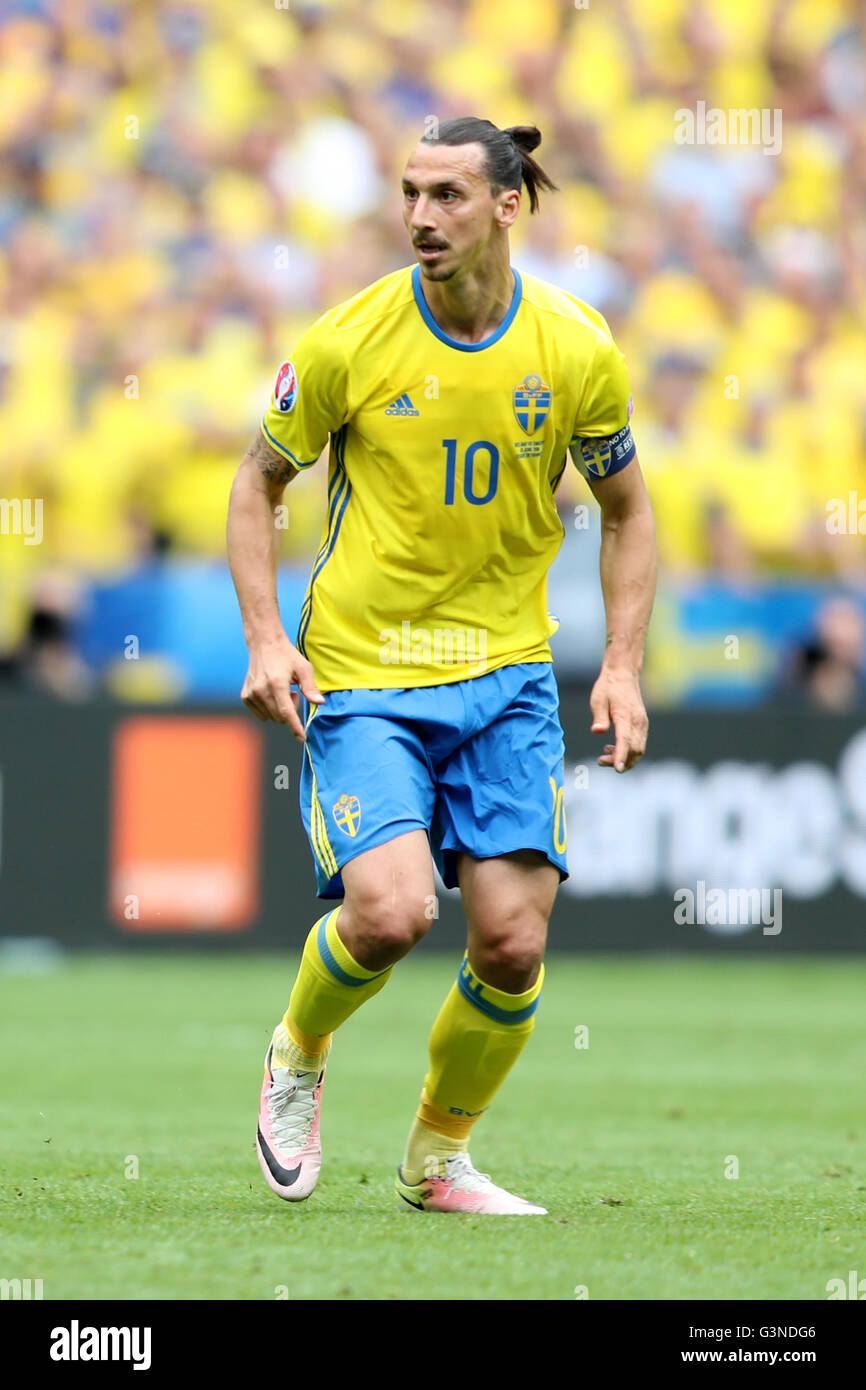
[
  {"x1": 578, "y1": 436, "x2": 613, "y2": 476},
  {"x1": 333, "y1": 793, "x2": 361, "y2": 837},
  {"x1": 513, "y1": 373, "x2": 551, "y2": 435}
]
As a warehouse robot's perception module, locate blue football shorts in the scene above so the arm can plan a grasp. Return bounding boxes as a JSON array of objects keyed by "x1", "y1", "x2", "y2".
[{"x1": 297, "y1": 661, "x2": 568, "y2": 898}]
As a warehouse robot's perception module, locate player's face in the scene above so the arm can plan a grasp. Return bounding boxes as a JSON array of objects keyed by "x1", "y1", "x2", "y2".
[{"x1": 401, "y1": 142, "x2": 508, "y2": 281}]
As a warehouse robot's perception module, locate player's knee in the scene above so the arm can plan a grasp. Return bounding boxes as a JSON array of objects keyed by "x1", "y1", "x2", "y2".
[
  {"x1": 374, "y1": 901, "x2": 431, "y2": 956},
  {"x1": 473, "y1": 919, "x2": 546, "y2": 993},
  {"x1": 344, "y1": 893, "x2": 431, "y2": 965}
]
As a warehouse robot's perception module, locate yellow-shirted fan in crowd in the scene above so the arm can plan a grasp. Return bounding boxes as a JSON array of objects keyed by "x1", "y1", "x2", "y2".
[{"x1": 228, "y1": 117, "x2": 658, "y2": 1215}]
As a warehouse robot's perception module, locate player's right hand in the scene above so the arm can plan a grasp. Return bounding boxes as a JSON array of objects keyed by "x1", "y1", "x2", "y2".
[{"x1": 241, "y1": 633, "x2": 325, "y2": 741}]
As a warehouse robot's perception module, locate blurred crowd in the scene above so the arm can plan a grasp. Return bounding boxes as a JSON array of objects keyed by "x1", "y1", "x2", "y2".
[{"x1": 1, "y1": 0, "x2": 865, "y2": 702}]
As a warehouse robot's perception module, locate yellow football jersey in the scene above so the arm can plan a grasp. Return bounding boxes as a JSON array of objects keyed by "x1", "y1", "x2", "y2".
[{"x1": 261, "y1": 265, "x2": 635, "y2": 691}]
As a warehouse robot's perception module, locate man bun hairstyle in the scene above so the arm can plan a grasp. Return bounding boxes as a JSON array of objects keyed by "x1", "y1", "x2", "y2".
[{"x1": 420, "y1": 116, "x2": 558, "y2": 214}]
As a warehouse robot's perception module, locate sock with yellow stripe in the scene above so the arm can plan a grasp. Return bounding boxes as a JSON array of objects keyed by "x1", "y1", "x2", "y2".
[
  {"x1": 401, "y1": 953, "x2": 544, "y2": 1183},
  {"x1": 271, "y1": 905, "x2": 393, "y2": 1071}
]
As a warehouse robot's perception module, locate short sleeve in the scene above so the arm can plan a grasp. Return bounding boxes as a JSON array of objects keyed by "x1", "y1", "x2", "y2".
[
  {"x1": 260, "y1": 320, "x2": 348, "y2": 470},
  {"x1": 570, "y1": 331, "x2": 636, "y2": 482}
]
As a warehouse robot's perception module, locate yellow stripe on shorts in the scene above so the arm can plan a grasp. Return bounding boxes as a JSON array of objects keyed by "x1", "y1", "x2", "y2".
[{"x1": 304, "y1": 706, "x2": 339, "y2": 878}]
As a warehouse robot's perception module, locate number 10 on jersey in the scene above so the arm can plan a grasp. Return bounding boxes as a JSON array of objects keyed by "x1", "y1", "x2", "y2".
[{"x1": 443, "y1": 439, "x2": 500, "y2": 506}]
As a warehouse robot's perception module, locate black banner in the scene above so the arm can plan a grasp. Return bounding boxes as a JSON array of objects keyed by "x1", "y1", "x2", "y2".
[
  {"x1": 1, "y1": 694, "x2": 864, "y2": 951},
  {"x1": 4, "y1": 1299, "x2": 862, "y2": 1364}
]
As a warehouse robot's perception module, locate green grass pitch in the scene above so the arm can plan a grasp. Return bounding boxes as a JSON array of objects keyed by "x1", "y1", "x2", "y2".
[{"x1": 1, "y1": 952, "x2": 863, "y2": 1301}]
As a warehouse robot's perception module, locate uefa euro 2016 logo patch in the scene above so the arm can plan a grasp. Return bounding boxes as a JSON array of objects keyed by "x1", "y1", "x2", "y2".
[
  {"x1": 333, "y1": 794, "x2": 361, "y2": 836},
  {"x1": 513, "y1": 374, "x2": 551, "y2": 435},
  {"x1": 274, "y1": 360, "x2": 298, "y2": 414}
]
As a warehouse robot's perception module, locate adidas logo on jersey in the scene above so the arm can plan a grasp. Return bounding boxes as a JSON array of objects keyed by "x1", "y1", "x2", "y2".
[{"x1": 384, "y1": 393, "x2": 420, "y2": 416}]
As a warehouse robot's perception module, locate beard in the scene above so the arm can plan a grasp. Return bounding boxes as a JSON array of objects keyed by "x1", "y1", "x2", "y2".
[{"x1": 417, "y1": 259, "x2": 458, "y2": 282}]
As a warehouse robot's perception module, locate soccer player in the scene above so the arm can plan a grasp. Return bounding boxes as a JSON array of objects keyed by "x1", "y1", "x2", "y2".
[{"x1": 227, "y1": 118, "x2": 657, "y2": 1215}]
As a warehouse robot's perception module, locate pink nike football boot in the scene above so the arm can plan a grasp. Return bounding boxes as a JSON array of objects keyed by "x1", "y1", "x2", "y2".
[
  {"x1": 395, "y1": 1153, "x2": 547, "y2": 1214},
  {"x1": 256, "y1": 1045, "x2": 325, "y2": 1202}
]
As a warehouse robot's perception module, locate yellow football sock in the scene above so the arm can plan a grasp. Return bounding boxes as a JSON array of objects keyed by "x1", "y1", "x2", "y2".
[
  {"x1": 401, "y1": 953, "x2": 544, "y2": 1182},
  {"x1": 270, "y1": 1020, "x2": 331, "y2": 1073},
  {"x1": 272, "y1": 906, "x2": 393, "y2": 1070},
  {"x1": 402, "y1": 1117, "x2": 468, "y2": 1182}
]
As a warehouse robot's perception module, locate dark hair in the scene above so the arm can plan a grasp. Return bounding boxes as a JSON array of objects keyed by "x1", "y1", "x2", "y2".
[{"x1": 420, "y1": 116, "x2": 558, "y2": 214}]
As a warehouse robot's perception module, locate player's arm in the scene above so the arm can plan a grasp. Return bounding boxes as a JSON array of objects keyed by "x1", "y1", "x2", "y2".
[
  {"x1": 586, "y1": 455, "x2": 657, "y2": 772},
  {"x1": 227, "y1": 432, "x2": 323, "y2": 740},
  {"x1": 570, "y1": 329, "x2": 656, "y2": 772},
  {"x1": 228, "y1": 327, "x2": 347, "y2": 738}
]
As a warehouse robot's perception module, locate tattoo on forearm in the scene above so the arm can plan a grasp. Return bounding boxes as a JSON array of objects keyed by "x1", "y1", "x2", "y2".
[{"x1": 248, "y1": 432, "x2": 298, "y2": 487}]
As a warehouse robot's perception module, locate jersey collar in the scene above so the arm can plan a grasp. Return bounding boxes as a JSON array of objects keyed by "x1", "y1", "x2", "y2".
[{"x1": 410, "y1": 264, "x2": 523, "y2": 352}]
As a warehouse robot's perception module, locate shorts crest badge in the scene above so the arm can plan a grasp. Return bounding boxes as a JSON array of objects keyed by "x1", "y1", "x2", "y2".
[{"x1": 333, "y1": 793, "x2": 361, "y2": 836}]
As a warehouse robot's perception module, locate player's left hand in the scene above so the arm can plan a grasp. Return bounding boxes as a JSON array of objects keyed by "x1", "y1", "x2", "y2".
[{"x1": 589, "y1": 668, "x2": 648, "y2": 773}]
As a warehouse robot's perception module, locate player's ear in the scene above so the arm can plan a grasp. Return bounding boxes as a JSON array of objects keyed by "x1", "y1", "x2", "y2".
[{"x1": 494, "y1": 188, "x2": 521, "y2": 229}]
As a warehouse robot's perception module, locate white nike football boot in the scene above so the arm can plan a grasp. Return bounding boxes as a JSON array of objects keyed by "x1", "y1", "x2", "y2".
[
  {"x1": 256, "y1": 1045, "x2": 325, "y2": 1202},
  {"x1": 395, "y1": 1153, "x2": 548, "y2": 1214}
]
